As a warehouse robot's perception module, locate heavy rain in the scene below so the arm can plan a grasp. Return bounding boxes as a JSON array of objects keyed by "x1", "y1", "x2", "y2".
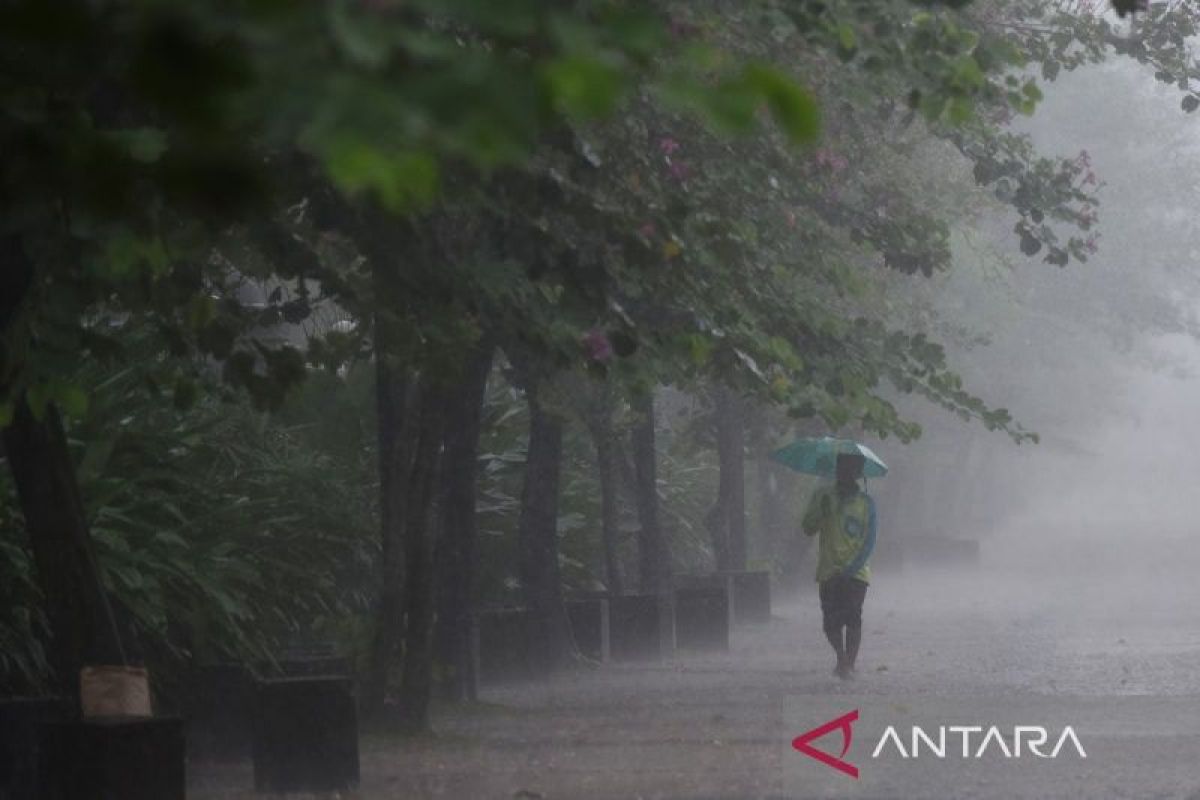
[{"x1": 4, "y1": 2, "x2": 1200, "y2": 799}]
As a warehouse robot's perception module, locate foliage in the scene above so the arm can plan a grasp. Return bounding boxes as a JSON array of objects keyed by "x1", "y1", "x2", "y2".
[
  {"x1": 0, "y1": 0, "x2": 823, "y2": 430},
  {"x1": 0, "y1": 344, "x2": 377, "y2": 688},
  {"x1": 4, "y1": 0, "x2": 1199, "y2": 696}
]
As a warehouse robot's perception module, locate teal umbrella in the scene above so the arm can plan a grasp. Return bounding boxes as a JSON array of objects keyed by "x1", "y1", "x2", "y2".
[{"x1": 769, "y1": 436, "x2": 888, "y2": 478}]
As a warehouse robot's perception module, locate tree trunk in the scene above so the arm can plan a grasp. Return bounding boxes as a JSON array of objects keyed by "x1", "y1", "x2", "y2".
[
  {"x1": 706, "y1": 386, "x2": 746, "y2": 572},
  {"x1": 433, "y1": 342, "x2": 494, "y2": 703},
  {"x1": 587, "y1": 384, "x2": 623, "y2": 596},
  {"x1": 395, "y1": 380, "x2": 445, "y2": 732},
  {"x1": 630, "y1": 388, "x2": 670, "y2": 595},
  {"x1": 721, "y1": 388, "x2": 747, "y2": 570},
  {"x1": 757, "y1": 452, "x2": 781, "y2": 563},
  {"x1": 517, "y1": 385, "x2": 578, "y2": 671},
  {"x1": 2, "y1": 399, "x2": 126, "y2": 695},
  {"x1": 363, "y1": 350, "x2": 413, "y2": 713}
]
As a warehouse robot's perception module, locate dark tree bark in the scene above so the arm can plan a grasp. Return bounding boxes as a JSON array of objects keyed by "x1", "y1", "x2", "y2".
[
  {"x1": 586, "y1": 384, "x2": 623, "y2": 596},
  {"x1": 2, "y1": 399, "x2": 126, "y2": 694},
  {"x1": 433, "y1": 342, "x2": 494, "y2": 703},
  {"x1": 0, "y1": 235, "x2": 124, "y2": 696},
  {"x1": 706, "y1": 386, "x2": 746, "y2": 572},
  {"x1": 722, "y1": 388, "x2": 748, "y2": 570},
  {"x1": 516, "y1": 384, "x2": 579, "y2": 671},
  {"x1": 395, "y1": 381, "x2": 446, "y2": 732},
  {"x1": 757, "y1": 452, "x2": 783, "y2": 563},
  {"x1": 363, "y1": 351, "x2": 413, "y2": 713},
  {"x1": 629, "y1": 388, "x2": 670, "y2": 595}
]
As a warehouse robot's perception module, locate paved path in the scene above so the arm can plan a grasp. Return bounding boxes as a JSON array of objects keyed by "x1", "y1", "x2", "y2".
[{"x1": 190, "y1": 567, "x2": 1200, "y2": 799}]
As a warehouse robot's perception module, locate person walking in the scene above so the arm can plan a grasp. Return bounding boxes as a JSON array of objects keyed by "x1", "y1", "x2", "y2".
[{"x1": 801, "y1": 452, "x2": 877, "y2": 680}]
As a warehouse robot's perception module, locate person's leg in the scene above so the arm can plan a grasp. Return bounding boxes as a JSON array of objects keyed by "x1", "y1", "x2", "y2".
[
  {"x1": 818, "y1": 580, "x2": 846, "y2": 675},
  {"x1": 844, "y1": 625, "x2": 860, "y2": 673},
  {"x1": 824, "y1": 623, "x2": 846, "y2": 672},
  {"x1": 843, "y1": 579, "x2": 868, "y2": 674}
]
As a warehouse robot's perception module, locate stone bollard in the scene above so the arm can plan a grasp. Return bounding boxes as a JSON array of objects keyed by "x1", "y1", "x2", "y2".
[
  {"x1": 38, "y1": 716, "x2": 186, "y2": 800},
  {"x1": 186, "y1": 662, "x2": 254, "y2": 762},
  {"x1": 266, "y1": 641, "x2": 353, "y2": 679},
  {"x1": 0, "y1": 697, "x2": 74, "y2": 800},
  {"x1": 253, "y1": 676, "x2": 359, "y2": 793},
  {"x1": 717, "y1": 570, "x2": 772, "y2": 624},
  {"x1": 673, "y1": 574, "x2": 734, "y2": 651},
  {"x1": 607, "y1": 593, "x2": 675, "y2": 661}
]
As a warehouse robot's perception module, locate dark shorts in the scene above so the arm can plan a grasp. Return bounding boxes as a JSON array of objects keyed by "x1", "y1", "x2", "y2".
[{"x1": 819, "y1": 576, "x2": 868, "y2": 630}]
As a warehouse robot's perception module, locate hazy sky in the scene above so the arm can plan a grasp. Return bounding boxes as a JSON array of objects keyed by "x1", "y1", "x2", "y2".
[{"x1": 874, "y1": 52, "x2": 1200, "y2": 589}]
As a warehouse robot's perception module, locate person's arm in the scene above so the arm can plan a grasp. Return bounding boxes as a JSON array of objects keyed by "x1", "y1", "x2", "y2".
[
  {"x1": 841, "y1": 493, "x2": 877, "y2": 577},
  {"x1": 801, "y1": 488, "x2": 830, "y2": 536}
]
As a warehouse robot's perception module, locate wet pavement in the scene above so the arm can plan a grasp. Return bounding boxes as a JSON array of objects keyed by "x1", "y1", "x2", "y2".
[{"x1": 190, "y1": 567, "x2": 1200, "y2": 799}]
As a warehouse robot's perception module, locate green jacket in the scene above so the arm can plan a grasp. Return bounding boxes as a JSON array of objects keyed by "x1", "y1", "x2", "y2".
[{"x1": 802, "y1": 484, "x2": 876, "y2": 583}]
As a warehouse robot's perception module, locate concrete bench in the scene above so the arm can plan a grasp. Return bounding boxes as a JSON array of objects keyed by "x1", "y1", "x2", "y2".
[
  {"x1": 253, "y1": 676, "x2": 359, "y2": 793},
  {"x1": 717, "y1": 570, "x2": 772, "y2": 624},
  {"x1": 0, "y1": 697, "x2": 74, "y2": 800},
  {"x1": 673, "y1": 574, "x2": 734, "y2": 651},
  {"x1": 39, "y1": 716, "x2": 186, "y2": 800},
  {"x1": 187, "y1": 662, "x2": 254, "y2": 762},
  {"x1": 604, "y1": 593, "x2": 675, "y2": 662}
]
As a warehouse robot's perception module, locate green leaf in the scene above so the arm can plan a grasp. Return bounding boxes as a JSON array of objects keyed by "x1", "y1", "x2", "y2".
[
  {"x1": 108, "y1": 128, "x2": 168, "y2": 164},
  {"x1": 688, "y1": 334, "x2": 713, "y2": 366},
  {"x1": 329, "y1": 0, "x2": 392, "y2": 68},
  {"x1": 324, "y1": 141, "x2": 439, "y2": 213},
  {"x1": 25, "y1": 383, "x2": 49, "y2": 419},
  {"x1": 186, "y1": 294, "x2": 216, "y2": 330},
  {"x1": 947, "y1": 96, "x2": 974, "y2": 124},
  {"x1": 953, "y1": 56, "x2": 984, "y2": 90},
  {"x1": 699, "y1": 80, "x2": 760, "y2": 133},
  {"x1": 542, "y1": 55, "x2": 624, "y2": 119},
  {"x1": 0, "y1": 401, "x2": 11, "y2": 428},
  {"x1": 1019, "y1": 231, "x2": 1042, "y2": 256},
  {"x1": 744, "y1": 64, "x2": 820, "y2": 143},
  {"x1": 173, "y1": 378, "x2": 199, "y2": 410},
  {"x1": 56, "y1": 383, "x2": 89, "y2": 418},
  {"x1": 96, "y1": 230, "x2": 170, "y2": 279},
  {"x1": 837, "y1": 23, "x2": 856, "y2": 51}
]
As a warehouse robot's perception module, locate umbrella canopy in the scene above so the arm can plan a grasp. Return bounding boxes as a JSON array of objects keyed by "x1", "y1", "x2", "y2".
[{"x1": 769, "y1": 436, "x2": 888, "y2": 478}]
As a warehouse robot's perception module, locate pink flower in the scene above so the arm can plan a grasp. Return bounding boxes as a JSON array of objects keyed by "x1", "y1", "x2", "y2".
[
  {"x1": 659, "y1": 137, "x2": 681, "y2": 156},
  {"x1": 813, "y1": 148, "x2": 848, "y2": 172},
  {"x1": 668, "y1": 160, "x2": 690, "y2": 181},
  {"x1": 638, "y1": 222, "x2": 656, "y2": 238},
  {"x1": 668, "y1": 17, "x2": 694, "y2": 39},
  {"x1": 583, "y1": 329, "x2": 614, "y2": 363}
]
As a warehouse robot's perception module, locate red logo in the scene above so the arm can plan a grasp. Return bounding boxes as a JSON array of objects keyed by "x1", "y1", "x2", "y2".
[{"x1": 792, "y1": 709, "x2": 859, "y2": 779}]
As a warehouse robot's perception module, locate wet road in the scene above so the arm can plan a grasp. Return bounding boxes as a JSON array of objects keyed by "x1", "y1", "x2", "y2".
[{"x1": 190, "y1": 566, "x2": 1200, "y2": 799}]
